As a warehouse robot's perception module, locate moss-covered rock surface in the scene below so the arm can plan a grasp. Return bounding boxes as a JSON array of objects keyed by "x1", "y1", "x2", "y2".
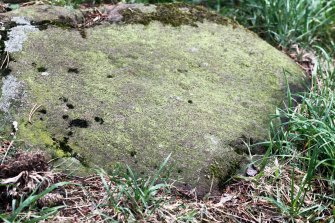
[{"x1": 0, "y1": 4, "x2": 306, "y2": 192}]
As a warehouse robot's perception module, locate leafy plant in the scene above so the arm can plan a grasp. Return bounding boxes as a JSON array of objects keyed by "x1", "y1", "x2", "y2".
[{"x1": 0, "y1": 182, "x2": 71, "y2": 223}]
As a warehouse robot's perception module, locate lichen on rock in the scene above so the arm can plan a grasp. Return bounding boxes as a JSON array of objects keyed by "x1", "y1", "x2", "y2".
[
  {"x1": 0, "y1": 75, "x2": 22, "y2": 113},
  {"x1": 5, "y1": 17, "x2": 38, "y2": 53}
]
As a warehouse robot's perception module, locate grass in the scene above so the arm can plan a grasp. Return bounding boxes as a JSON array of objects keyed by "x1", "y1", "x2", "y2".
[
  {"x1": 0, "y1": 182, "x2": 71, "y2": 223},
  {"x1": 221, "y1": 0, "x2": 335, "y2": 54},
  {"x1": 1, "y1": 151, "x2": 332, "y2": 222},
  {"x1": 222, "y1": 0, "x2": 335, "y2": 219},
  {"x1": 271, "y1": 62, "x2": 335, "y2": 177},
  {"x1": 195, "y1": 0, "x2": 335, "y2": 219},
  {"x1": 263, "y1": 56, "x2": 335, "y2": 219},
  {"x1": 95, "y1": 154, "x2": 171, "y2": 221}
]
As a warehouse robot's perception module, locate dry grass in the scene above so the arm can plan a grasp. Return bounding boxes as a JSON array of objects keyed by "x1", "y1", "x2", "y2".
[
  {"x1": 0, "y1": 125, "x2": 333, "y2": 223},
  {"x1": 39, "y1": 156, "x2": 331, "y2": 222},
  {"x1": 2, "y1": 149, "x2": 331, "y2": 222}
]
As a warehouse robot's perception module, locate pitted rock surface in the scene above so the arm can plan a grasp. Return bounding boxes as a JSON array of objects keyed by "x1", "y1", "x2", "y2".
[{"x1": 0, "y1": 4, "x2": 306, "y2": 193}]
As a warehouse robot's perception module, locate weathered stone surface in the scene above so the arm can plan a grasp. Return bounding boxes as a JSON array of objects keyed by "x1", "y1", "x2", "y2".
[
  {"x1": 2, "y1": 0, "x2": 30, "y2": 4},
  {"x1": 0, "y1": 5, "x2": 83, "y2": 24},
  {"x1": 0, "y1": 4, "x2": 306, "y2": 193}
]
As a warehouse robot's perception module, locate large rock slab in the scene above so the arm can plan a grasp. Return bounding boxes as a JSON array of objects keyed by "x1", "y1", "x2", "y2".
[{"x1": 0, "y1": 4, "x2": 305, "y2": 193}]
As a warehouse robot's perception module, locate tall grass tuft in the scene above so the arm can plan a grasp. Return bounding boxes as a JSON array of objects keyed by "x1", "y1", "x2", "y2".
[
  {"x1": 95, "y1": 154, "x2": 172, "y2": 221},
  {"x1": 267, "y1": 56, "x2": 335, "y2": 216},
  {"x1": 0, "y1": 182, "x2": 71, "y2": 223},
  {"x1": 222, "y1": 0, "x2": 335, "y2": 54},
  {"x1": 271, "y1": 58, "x2": 335, "y2": 175}
]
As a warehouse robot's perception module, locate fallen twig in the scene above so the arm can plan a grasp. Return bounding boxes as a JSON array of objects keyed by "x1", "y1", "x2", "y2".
[
  {"x1": 0, "y1": 51, "x2": 9, "y2": 70},
  {"x1": 28, "y1": 104, "x2": 42, "y2": 124},
  {"x1": 0, "y1": 136, "x2": 15, "y2": 165}
]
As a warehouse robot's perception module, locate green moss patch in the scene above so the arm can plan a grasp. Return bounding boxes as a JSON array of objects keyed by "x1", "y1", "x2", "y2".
[{"x1": 120, "y1": 3, "x2": 232, "y2": 27}]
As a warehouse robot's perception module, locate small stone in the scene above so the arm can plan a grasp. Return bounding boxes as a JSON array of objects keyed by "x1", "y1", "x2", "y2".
[
  {"x1": 246, "y1": 164, "x2": 258, "y2": 177},
  {"x1": 12, "y1": 121, "x2": 18, "y2": 132}
]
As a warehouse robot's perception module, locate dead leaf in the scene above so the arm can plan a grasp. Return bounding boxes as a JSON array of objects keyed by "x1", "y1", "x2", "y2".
[
  {"x1": 0, "y1": 171, "x2": 25, "y2": 184},
  {"x1": 215, "y1": 193, "x2": 234, "y2": 206},
  {"x1": 246, "y1": 165, "x2": 258, "y2": 177}
]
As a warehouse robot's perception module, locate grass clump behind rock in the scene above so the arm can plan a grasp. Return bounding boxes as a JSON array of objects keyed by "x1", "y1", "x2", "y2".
[
  {"x1": 264, "y1": 56, "x2": 335, "y2": 219},
  {"x1": 223, "y1": 0, "x2": 335, "y2": 54}
]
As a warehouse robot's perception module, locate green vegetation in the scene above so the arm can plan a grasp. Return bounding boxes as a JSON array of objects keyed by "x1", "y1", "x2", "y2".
[
  {"x1": 224, "y1": 0, "x2": 335, "y2": 219},
  {"x1": 264, "y1": 59, "x2": 335, "y2": 219},
  {"x1": 117, "y1": 0, "x2": 335, "y2": 220},
  {"x1": 0, "y1": 182, "x2": 70, "y2": 222},
  {"x1": 47, "y1": 0, "x2": 335, "y2": 56},
  {"x1": 222, "y1": 0, "x2": 335, "y2": 54},
  {"x1": 95, "y1": 154, "x2": 171, "y2": 221},
  {"x1": 271, "y1": 61, "x2": 335, "y2": 178}
]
